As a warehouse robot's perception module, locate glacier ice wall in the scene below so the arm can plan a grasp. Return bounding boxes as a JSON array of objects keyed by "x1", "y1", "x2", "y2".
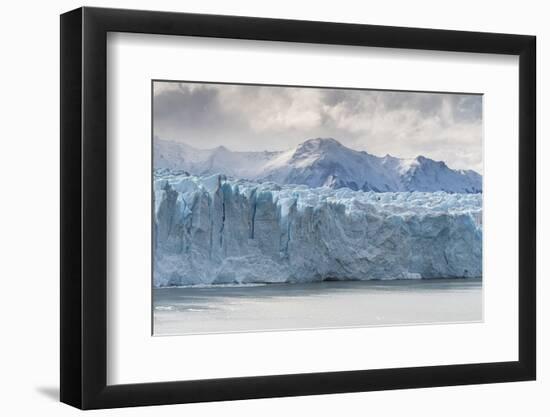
[{"x1": 153, "y1": 172, "x2": 482, "y2": 287}]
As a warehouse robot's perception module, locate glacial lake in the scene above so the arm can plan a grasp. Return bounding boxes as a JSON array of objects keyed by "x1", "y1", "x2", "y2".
[{"x1": 153, "y1": 278, "x2": 482, "y2": 336}]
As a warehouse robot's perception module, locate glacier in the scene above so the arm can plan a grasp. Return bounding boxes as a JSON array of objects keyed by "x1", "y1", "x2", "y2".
[{"x1": 153, "y1": 171, "x2": 482, "y2": 287}]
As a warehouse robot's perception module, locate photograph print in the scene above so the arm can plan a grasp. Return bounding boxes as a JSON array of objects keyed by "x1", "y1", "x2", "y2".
[{"x1": 152, "y1": 81, "x2": 483, "y2": 336}]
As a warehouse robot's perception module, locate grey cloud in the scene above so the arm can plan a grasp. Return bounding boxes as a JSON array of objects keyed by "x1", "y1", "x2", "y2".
[
  {"x1": 153, "y1": 84, "x2": 245, "y2": 143},
  {"x1": 153, "y1": 81, "x2": 482, "y2": 172},
  {"x1": 452, "y1": 95, "x2": 482, "y2": 122},
  {"x1": 320, "y1": 90, "x2": 375, "y2": 121},
  {"x1": 154, "y1": 84, "x2": 219, "y2": 125},
  {"x1": 321, "y1": 89, "x2": 365, "y2": 109},
  {"x1": 380, "y1": 91, "x2": 443, "y2": 116}
]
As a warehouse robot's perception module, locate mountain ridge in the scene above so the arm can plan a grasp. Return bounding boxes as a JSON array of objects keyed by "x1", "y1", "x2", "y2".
[{"x1": 154, "y1": 137, "x2": 482, "y2": 193}]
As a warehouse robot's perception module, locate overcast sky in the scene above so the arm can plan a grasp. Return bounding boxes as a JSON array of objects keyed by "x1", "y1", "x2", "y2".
[{"x1": 153, "y1": 81, "x2": 483, "y2": 173}]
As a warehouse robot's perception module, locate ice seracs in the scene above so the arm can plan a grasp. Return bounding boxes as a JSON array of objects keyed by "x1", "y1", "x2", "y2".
[
  {"x1": 154, "y1": 137, "x2": 482, "y2": 193},
  {"x1": 153, "y1": 171, "x2": 482, "y2": 287}
]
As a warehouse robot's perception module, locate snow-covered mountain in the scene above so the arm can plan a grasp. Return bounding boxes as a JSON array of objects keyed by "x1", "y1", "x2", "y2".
[{"x1": 154, "y1": 137, "x2": 482, "y2": 193}]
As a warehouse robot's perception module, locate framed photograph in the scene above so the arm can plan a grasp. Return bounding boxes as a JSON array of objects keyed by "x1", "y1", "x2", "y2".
[{"x1": 60, "y1": 6, "x2": 536, "y2": 409}]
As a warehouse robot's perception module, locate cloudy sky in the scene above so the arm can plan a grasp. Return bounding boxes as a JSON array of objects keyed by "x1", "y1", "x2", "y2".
[{"x1": 153, "y1": 81, "x2": 483, "y2": 173}]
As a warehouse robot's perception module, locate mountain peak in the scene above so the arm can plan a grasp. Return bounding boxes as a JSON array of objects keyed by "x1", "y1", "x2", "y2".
[
  {"x1": 154, "y1": 138, "x2": 482, "y2": 193},
  {"x1": 298, "y1": 137, "x2": 342, "y2": 149},
  {"x1": 415, "y1": 155, "x2": 448, "y2": 168}
]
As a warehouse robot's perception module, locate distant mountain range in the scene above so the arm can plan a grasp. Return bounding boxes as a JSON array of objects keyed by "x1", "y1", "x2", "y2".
[{"x1": 154, "y1": 137, "x2": 482, "y2": 193}]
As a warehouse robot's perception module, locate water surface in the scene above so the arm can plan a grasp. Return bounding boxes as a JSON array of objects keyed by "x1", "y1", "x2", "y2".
[{"x1": 153, "y1": 278, "x2": 482, "y2": 336}]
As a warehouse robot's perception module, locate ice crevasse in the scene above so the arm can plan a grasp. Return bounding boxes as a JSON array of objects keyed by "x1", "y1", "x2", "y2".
[{"x1": 153, "y1": 171, "x2": 482, "y2": 287}]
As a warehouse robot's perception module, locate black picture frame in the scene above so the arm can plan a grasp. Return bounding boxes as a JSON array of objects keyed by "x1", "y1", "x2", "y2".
[{"x1": 60, "y1": 6, "x2": 536, "y2": 410}]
